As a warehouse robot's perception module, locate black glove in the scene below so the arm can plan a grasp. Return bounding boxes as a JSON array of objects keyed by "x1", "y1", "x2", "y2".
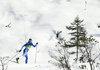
[
  {"x1": 36, "y1": 42, "x2": 38, "y2": 45},
  {"x1": 19, "y1": 50, "x2": 21, "y2": 52}
]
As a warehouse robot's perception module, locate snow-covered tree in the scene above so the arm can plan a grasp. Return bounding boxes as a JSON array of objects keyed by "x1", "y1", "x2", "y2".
[{"x1": 66, "y1": 16, "x2": 87, "y2": 60}]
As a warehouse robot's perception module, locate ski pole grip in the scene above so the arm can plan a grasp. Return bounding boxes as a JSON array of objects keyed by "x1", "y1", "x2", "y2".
[
  {"x1": 36, "y1": 42, "x2": 38, "y2": 45},
  {"x1": 19, "y1": 50, "x2": 21, "y2": 52}
]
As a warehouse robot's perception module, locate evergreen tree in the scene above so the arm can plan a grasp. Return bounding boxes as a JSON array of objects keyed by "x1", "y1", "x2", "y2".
[{"x1": 66, "y1": 16, "x2": 87, "y2": 60}]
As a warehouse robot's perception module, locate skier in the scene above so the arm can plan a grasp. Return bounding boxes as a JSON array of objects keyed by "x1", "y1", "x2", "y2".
[{"x1": 16, "y1": 38, "x2": 38, "y2": 64}]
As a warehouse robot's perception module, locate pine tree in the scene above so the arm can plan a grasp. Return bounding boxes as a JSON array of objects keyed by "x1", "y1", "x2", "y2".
[{"x1": 66, "y1": 16, "x2": 87, "y2": 60}]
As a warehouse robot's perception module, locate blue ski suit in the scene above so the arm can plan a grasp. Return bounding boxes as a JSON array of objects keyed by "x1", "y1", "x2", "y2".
[{"x1": 20, "y1": 42, "x2": 37, "y2": 64}]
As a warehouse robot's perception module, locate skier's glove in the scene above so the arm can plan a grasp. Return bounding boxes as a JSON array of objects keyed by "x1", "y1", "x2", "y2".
[
  {"x1": 19, "y1": 50, "x2": 21, "y2": 52},
  {"x1": 36, "y1": 42, "x2": 38, "y2": 45}
]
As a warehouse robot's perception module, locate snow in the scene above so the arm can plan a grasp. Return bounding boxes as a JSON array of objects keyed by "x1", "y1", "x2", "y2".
[
  {"x1": 8, "y1": 64, "x2": 59, "y2": 70},
  {"x1": 0, "y1": 0, "x2": 100, "y2": 70}
]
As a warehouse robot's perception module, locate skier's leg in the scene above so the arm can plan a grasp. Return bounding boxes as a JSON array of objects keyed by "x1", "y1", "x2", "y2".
[
  {"x1": 16, "y1": 48, "x2": 29, "y2": 63},
  {"x1": 17, "y1": 49, "x2": 26, "y2": 59},
  {"x1": 23, "y1": 49, "x2": 26, "y2": 56},
  {"x1": 21, "y1": 48, "x2": 28, "y2": 57},
  {"x1": 16, "y1": 49, "x2": 27, "y2": 62},
  {"x1": 16, "y1": 49, "x2": 26, "y2": 63},
  {"x1": 23, "y1": 49, "x2": 29, "y2": 64},
  {"x1": 25, "y1": 54, "x2": 28, "y2": 64}
]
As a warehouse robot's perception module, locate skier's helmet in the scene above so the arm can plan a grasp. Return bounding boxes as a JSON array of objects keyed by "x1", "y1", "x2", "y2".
[{"x1": 29, "y1": 38, "x2": 32, "y2": 41}]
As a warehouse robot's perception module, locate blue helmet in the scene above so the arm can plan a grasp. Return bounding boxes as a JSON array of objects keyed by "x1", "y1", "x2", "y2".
[{"x1": 29, "y1": 38, "x2": 32, "y2": 41}]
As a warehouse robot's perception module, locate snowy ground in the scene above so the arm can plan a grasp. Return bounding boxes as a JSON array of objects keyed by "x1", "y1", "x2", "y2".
[
  {"x1": 8, "y1": 64, "x2": 59, "y2": 70},
  {"x1": 0, "y1": 0, "x2": 100, "y2": 70}
]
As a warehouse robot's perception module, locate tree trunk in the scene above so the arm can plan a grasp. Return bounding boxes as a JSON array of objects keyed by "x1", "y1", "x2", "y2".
[
  {"x1": 90, "y1": 63, "x2": 93, "y2": 70},
  {"x1": 76, "y1": 24, "x2": 79, "y2": 61}
]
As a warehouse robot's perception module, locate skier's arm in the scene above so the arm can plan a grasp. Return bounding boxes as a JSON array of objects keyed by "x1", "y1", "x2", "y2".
[
  {"x1": 32, "y1": 42, "x2": 38, "y2": 47},
  {"x1": 18, "y1": 46, "x2": 24, "y2": 52},
  {"x1": 20, "y1": 44, "x2": 26, "y2": 51}
]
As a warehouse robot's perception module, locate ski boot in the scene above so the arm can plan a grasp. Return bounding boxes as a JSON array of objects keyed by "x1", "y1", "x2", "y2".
[{"x1": 16, "y1": 58, "x2": 19, "y2": 63}]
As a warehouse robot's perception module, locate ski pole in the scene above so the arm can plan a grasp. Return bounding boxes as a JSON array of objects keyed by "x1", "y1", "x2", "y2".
[{"x1": 35, "y1": 46, "x2": 37, "y2": 64}]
